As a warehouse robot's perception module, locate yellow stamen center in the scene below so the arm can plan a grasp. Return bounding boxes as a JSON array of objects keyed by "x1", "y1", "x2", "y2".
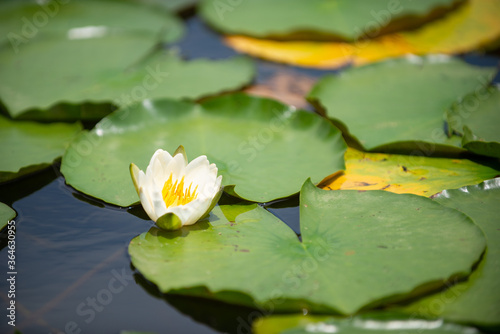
[{"x1": 162, "y1": 173, "x2": 198, "y2": 208}]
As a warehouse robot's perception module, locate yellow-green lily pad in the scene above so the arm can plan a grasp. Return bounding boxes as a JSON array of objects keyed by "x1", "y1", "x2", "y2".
[{"x1": 323, "y1": 148, "x2": 499, "y2": 197}]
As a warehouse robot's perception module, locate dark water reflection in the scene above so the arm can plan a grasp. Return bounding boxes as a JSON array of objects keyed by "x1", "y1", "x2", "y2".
[{"x1": 0, "y1": 175, "x2": 222, "y2": 334}]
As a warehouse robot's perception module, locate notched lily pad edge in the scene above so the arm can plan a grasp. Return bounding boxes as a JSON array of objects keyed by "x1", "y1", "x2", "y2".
[
  {"x1": 129, "y1": 180, "x2": 487, "y2": 315},
  {"x1": 308, "y1": 91, "x2": 493, "y2": 158},
  {"x1": 303, "y1": 180, "x2": 488, "y2": 311}
]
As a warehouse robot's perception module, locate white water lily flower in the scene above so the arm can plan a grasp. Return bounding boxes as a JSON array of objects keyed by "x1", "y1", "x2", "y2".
[{"x1": 130, "y1": 146, "x2": 223, "y2": 230}]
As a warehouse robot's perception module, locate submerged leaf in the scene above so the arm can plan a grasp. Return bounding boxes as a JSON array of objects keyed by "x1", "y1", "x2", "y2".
[{"x1": 129, "y1": 180, "x2": 485, "y2": 314}]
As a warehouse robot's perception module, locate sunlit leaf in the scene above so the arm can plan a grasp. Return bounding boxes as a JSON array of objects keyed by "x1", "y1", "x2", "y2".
[
  {"x1": 0, "y1": 202, "x2": 16, "y2": 230},
  {"x1": 0, "y1": 0, "x2": 183, "y2": 49},
  {"x1": 0, "y1": 115, "x2": 82, "y2": 183},
  {"x1": 61, "y1": 94, "x2": 346, "y2": 206},
  {"x1": 225, "y1": 0, "x2": 500, "y2": 69},
  {"x1": 401, "y1": 179, "x2": 500, "y2": 327},
  {"x1": 0, "y1": 1, "x2": 251, "y2": 121},
  {"x1": 0, "y1": 36, "x2": 255, "y2": 121},
  {"x1": 323, "y1": 148, "x2": 499, "y2": 197},
  {"x1": 129, "y1": 180, "x2": 485, "y2": 315},
  {"x1": 200, "y1": 0, "x2": 462, "y2": 41},
  {"x1": 307, "y1": 56, "x2": 496, "y2": 153},
  {"x1": 447, "y1": 86, "x2": 500, "y2": 158},
  {"x1": 254, "y1": 313, "x2": 481, "y2": 334},
  {"x1": 0, "y1": 0, "x2": 182, "y2": 121}
]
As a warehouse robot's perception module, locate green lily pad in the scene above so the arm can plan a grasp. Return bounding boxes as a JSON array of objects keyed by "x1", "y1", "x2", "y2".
[
  {"x1": 199, "y1": 0, "x2": 463, "y2": 41},
  {"x1": 0, "y1": 0, "x2": 249, "y2": 121},
  {"x1": 129, "y1": 180, "x2": 485, "y2": 314},
  {"x1": 0, "y1": 202, "x2": 16, "y2": 230},
  {"x1": 307, "y1": 56, "x2": 497, "y2": 153},
  {"x1": 61, "y1": 94, "x2": 346, "y2": 205},
  {"x1": 401, "y1": 178, "x2": 500, "y2": 327},
  {"x1": 447, "y1": 86, "x2": 500, "y2": 158},
  {"x1": 0, "y1": 34, "x2": 255, "y2": 121},
  {"x1": 0, "y1": 115, "x2": 82, "y2": 183},
  {"x1": 254, "y1": 313, "x2": 480, "y2": 334},
  {"x1": 0, "y1": 0, "x2": 183, "y2": 48}
]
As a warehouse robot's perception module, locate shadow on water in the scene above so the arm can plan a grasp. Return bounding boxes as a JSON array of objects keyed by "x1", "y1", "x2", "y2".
[
  {"x1": 133, "y1": 270, "x2": 261, "y2": 334},
  {"x1": 264, "y1": 195, "x2": 301, "y2": 237},
  {"x1": 0, "y1": 166, "x2": 57, "y2": 206}
]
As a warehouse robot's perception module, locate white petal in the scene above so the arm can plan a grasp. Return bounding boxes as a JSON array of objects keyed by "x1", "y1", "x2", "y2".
[
  {"x1": 139, "y1": 188, "x2": 157, "y2": 221},
  {"x1": 145, "y1": 163, "x2": 154, "y2": 179},
  {"x1": 148, "y1": 149, "x2": 172, "y2": 169},
  {"x1": 151, "y1": 150, "x2": 174, "y2": 185},
  {"x1": 148, "y1": 180, "x2": 167, "y2": 221},
  {"x1": 145, "y1": 149, "x2": 168, "y2": 179},
  {"x1": 133, "y1": 148, "x2": 222, "y2": 229},
  {"x1": 167, "y1": 197, "x2": 211, "y2": 226},
  {"x1": 198, "y1": 174, "x2": 221, "y2": 200},
  {"x1": 141, "y1": 165, "x2": 154, "y2": 194},
  {"x1": 184, "y1": 156, "x2": 217, "y2": 192},
  {"x1": 185, "y1": 155, "x2": 210, "y2": 174},
  {"x1": 214, "y1": 175, "x2": 222, "y2": 190},
  {"x1": 146, "y1": 150, "x2": 160, "y2": 176},
  {"x1": 156, "y1": 149, "x2": 174, "y2": 167},
  {"x1": 165, "y1": 152, "x2": 187, "y2": 180},
  {"x1": 138, "y1": 170, "x2": 146, "y2": 189},
  {"x1": 150, "y1": 152, "x2": 170, "y2": 186}
]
